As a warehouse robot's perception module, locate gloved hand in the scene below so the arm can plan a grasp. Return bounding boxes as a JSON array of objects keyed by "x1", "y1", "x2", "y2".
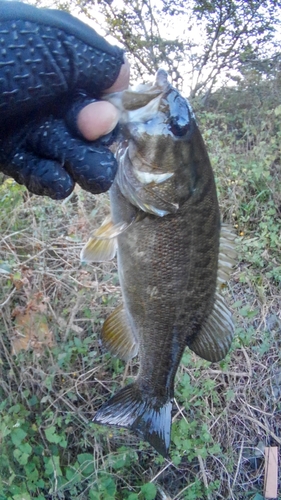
[{"x1": 0, "y1": 1, "x2": 129, "y2": 199}]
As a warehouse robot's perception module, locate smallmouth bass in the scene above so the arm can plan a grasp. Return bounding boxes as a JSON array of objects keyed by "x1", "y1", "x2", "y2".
[{"x1": 81, "y1": 69, "x2": 236, "y2": 457}]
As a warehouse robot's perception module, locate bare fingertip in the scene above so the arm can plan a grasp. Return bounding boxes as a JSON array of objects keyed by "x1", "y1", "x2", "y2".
[{"x1": 77, "y1": 101, "x2": 119, "y2": 141}]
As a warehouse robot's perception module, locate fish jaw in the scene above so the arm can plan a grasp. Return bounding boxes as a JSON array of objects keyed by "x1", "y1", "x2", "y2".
[{"x1": 93, "y1": 382, "x2": 173, "y2": 457}]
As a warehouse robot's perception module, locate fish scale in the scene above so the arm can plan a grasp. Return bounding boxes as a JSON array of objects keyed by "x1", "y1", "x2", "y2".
[{"x1": 81, "y1": 69, "x2": 236, "y2": 456}]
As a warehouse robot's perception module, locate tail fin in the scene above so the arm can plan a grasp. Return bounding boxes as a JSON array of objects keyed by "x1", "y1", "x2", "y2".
[{"x1": 93, "y1": 383, "x2": 172, "y2": 457}]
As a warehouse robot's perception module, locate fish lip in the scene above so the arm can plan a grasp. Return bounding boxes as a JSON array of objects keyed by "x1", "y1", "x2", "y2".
[{"x1": 154, "y1": 69, "x2": 170, "y2": 91}]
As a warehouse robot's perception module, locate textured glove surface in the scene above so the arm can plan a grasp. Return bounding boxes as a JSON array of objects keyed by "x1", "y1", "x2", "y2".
[{"x1": 0, "y1": 1, "x2": 124, "y2": 198}]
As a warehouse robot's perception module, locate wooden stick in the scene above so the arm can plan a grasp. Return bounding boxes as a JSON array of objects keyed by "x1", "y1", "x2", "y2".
[{"x1": 264, "y1": 447, "x2": 278, "y2": 499}]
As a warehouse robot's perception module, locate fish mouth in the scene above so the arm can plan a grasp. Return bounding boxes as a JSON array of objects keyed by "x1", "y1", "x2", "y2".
[
  {"x1": 154, "y1": 69, "x2": 170, "y2": 91},
  {"x1": 121, "y1": 70, "x2": 171, "y2": 127},
  {"x1": 107, "y1": 69, "x2": 196, "y2": 216}
]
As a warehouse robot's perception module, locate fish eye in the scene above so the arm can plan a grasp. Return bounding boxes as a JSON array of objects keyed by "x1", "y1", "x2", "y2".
[{"x1": 169, "y1": 116, "x2": 191, "y2": 137}]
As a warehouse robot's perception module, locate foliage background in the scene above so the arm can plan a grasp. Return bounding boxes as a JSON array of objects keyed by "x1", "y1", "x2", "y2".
[{"x1": 0, "y1": 1, "x2": 281, "y2": 499}]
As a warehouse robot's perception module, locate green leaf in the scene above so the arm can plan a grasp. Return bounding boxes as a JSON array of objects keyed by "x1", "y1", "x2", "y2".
[
  {"x1": 11, "y1": 427, "x2": 27, "y2": 446},
  {"x1": 45, "y1": 426, "x2": 61, "y2": 444},
  {"x1": 0, "y1": 262, "x2": 12, "y2": 274},
  {"x1": 102, "y1": 476, "x2": 116, "y2": 496},
  {"x1": 19, "y1": 441, "x2": 32, "y2": 456},
  {"x1": 0, "y1": 421, "x2": 11, "y2": 438},
  {"x1": 77, "y1": 453, "x2": 95, "y2": 476},
  {"x1": 140, "y1": 483, "x2": 157, "y2": 500},
  {"x1": 77, "y1": 452, "x2": 94, "y2": 463},
  {"x1": 240, "y1": 306, "x2": 259, "y2": 318},
  {"x1": 13, "y1": 449, "x2": 30, "y2": 465},
  {"x1": 65, "y1": 466, "x2": 78, "y2": 482},
  {"x1": 12, "y1": 494, "x2": 31, "y2": 500},
  {"x1": 44, "y1": 456, "x2": 62, "y2": 477},
  {"x1": 89, "y1": 491, "x2": 101, "y2": 500},
  {"x1": 111, "y1": 455, "x2": 127, "y2": 470}
]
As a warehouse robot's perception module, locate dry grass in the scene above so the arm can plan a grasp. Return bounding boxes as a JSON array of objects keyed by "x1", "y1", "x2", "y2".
[{"x1": 0, "y1": 174, "x2": 280, "y2": 499}]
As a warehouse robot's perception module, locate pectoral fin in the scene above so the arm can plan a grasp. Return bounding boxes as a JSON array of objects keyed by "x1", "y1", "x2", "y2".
[
  {"x1": 80, "y1": 216, "x2": 134, "y2": 263},
  {"x1": 187, "y1": 293, "x2": 234, "y2": 362},
  {"x1": 80, "y1": 234, "x2": 117, "y2": 263},
  {"x1": 102, "y1": 304, "x2": 139, "y2": 361},
  {"x1": 93, "y1": 216, "x2": 132, "y2": 240}
]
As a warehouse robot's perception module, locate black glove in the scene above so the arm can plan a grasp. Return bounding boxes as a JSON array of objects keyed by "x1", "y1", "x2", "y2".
[{"x1": 0, "y1": 2, "x2": 125, "y2": 198}]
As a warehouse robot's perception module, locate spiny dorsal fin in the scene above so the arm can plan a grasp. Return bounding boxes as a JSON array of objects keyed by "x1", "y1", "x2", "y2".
[
  {"x1": 187, "y1": 292, "x2": 234, "y2": 362},
  {"x1": 187, "y1": 224, "x2": 237, "y2": 362},
  {"x1": 217, "y1": 223, "x2": 237, "y2": 285},
  {"x1": 102, "y1": 304, "x2": 139, "y2": 361}
]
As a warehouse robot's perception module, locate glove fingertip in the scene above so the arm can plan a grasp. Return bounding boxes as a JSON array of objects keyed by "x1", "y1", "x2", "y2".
[
  {"x1": 28, "y1": 170, "x2": 75, "y2": 200},
  {"x1": 67, "y1": 148, "x2": 118, "y2": 194},
  {"x1": 11, "y1": 152, "x2": 75, "y2": 199}
]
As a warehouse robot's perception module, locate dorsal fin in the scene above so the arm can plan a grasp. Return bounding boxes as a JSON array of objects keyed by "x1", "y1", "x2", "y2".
[
  {"x1": 217, "y1": 223, "x2": 237, "y2": 285},
  {"x1": 187, "y1": 224, "x2": 237, "y2": 362},
  {"x1": 187, "y1": 292, "x2": 234, "y2": 362}
]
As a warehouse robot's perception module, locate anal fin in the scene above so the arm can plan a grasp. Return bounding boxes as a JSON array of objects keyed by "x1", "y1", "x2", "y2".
[
  {"x1": 187, "y1": 292, "x2": 234, "y2": 362},
  {"x1": 102, "y1": 304, "x2": 139, "y2": 361}
]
